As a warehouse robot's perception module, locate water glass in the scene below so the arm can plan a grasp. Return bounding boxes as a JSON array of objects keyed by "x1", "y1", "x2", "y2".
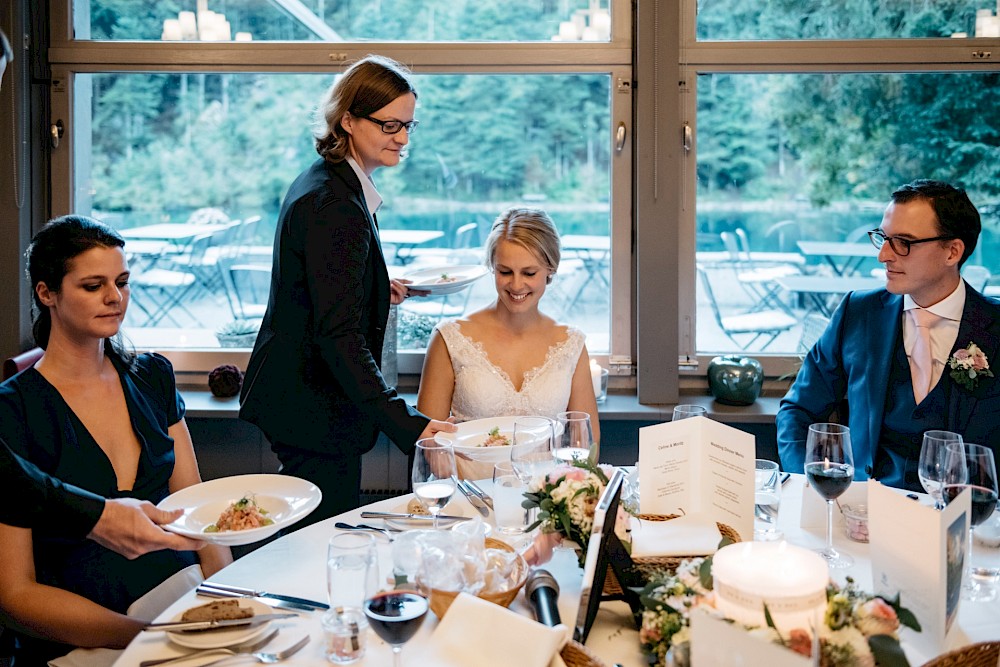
[
  {"x1": 493, "y1": 461, "x2": 529, "y2": 535},
  {"x1": 672, "y1": 404, "x2": 707, "y2": 421},
  {"x1": 511, "y1": 416, "x2": 556, "y2": 484},
  {"x1": 753, "y1": 459, "x2": 782, "y2": 541},
  {"x1": 328, "y1": 532, "x2": 379, "y2": 615},
  {"x1": 555, "y1": 411, "x2": 594, "y2": 463}
]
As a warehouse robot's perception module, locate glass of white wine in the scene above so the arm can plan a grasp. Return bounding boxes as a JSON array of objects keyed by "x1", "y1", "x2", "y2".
[{"x1": 411, "y1": 437, "x2": 457, "y2": 529}]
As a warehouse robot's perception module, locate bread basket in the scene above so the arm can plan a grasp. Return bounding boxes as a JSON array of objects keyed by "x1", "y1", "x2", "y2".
[
  {"x1": 604, "y1": 513, "x2": 742, "y2": 595},
  {"x1": 427, "y1": 537, "x2": 529, "y2": 619}
]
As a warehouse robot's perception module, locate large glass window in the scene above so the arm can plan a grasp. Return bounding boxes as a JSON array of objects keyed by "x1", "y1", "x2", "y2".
[
  {"x1": 78, "y1": 0, "x2": 614, "y2": 42},
  {"x1": 693, "y1": 71, "x2": 1000, "y2": 355},
  {"x1": 696, "y1": 0, "x2": 996, "y2": 41},
  {"x1": 75, "y1": 71, "x2": 613, "y2": 352}
]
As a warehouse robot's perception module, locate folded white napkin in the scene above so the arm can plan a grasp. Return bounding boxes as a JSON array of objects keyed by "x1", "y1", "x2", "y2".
[
  {"x1": 411, "y1": 593, "x2": 570, "y2": 667},
  {"x1": 630, "y1": 515, "x2": 721, "y2": 557}
]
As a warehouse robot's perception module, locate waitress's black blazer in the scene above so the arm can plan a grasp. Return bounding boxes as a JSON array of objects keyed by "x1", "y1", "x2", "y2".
[{"x1": 240, "y1": 158, "x2": 428, "y2": 457}]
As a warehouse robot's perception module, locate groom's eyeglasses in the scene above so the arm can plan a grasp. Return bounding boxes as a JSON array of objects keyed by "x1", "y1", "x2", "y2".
[{"x1": 867, "y1": 229, "x2": 956, "y2": 257}]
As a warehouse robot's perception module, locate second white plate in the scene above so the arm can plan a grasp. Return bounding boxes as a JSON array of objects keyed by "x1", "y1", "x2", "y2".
[
  {"x1": 402, "y1": 265, "x2": 488, "y2": 295},
  {"x1": 167, "y1": 599, "x2": 274, "y2": 649}
]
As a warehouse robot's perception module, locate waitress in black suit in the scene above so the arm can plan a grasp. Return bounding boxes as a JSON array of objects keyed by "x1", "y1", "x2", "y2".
[{"x1": 240, "y1": 55, "x2": 455, "y2": 527}]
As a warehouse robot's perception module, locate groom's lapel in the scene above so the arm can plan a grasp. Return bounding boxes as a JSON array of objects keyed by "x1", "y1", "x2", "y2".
[{"x1": 862, "y1": 292, "x2": 902, "y2": 457}]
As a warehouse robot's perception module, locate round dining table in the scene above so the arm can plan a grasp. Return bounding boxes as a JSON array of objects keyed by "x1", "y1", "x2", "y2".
[{"x1": 114, "y1": 474, "x2": 1000, "y2": 666}]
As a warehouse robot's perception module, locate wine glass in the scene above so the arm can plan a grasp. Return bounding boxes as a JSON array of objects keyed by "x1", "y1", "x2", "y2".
[
  {"x1": 942, "y1": 443, "x2": 998, "y2": 602},
  {"x1": 918, "y1": 430, "x2": 964, "y2": 510},
  {"x1": 804, "y1": 423, "x2": 855, "y2": 569},
  {"x1": 364, "y1": 590, "x2": 429, "y2": 667},
  {"x1": 554, "y1": 411, "x2": 594, "y2": 463},
  {"x1": 411, "y1": 437, "x2": 457, "y2": 529},
  {"x1": 510, "y1": 416, "x2": 556, "y2": 484},
  {"x1": 672, "y1": 404, "x2": 707, "y2": 421}
]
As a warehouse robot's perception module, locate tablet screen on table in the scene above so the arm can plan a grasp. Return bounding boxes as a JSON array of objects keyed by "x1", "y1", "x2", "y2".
[{"x1": 574, "y1": 467, "x2": 625, "y2": 644}]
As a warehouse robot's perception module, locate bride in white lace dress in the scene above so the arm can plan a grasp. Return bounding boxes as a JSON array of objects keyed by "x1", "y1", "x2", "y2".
[{"x1": 417, "y1": 207, "x2": 600, "y2": 451}]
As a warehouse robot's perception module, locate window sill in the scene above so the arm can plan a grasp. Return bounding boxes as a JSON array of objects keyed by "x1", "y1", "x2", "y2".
[{"x1": 179, "y1": 387, "x2": 780, "y2": 423}]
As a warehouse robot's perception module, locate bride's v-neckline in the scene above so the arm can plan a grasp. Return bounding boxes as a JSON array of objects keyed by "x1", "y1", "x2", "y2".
[{"x1": 452, "y1": 323, "x2": 571, "y2": 393}]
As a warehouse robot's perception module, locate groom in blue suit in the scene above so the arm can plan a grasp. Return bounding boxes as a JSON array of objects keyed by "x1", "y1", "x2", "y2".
[{"x1": 777, "y1": 180, "x2": 1000, "y2": 491}]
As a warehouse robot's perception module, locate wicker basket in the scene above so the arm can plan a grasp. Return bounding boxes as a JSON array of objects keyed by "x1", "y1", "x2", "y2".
[
  {"x1": 603, "y1": 514, "x2": 742, "y2": 595},
  {"x1": 560, "y1": 639, "x2": 609, "y2": 667},
  {"x1": 427, "y1": 537, "x2": 529, "y2": 619},
  {"x1": 920, "y1": 641, "x2": 1000, "y2": 667}
]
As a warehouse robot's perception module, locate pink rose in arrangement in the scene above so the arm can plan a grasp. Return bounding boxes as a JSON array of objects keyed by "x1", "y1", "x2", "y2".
[
  {"x1": 787, "y1": 629, "x2": 813, "y2": 657},
  {"x1": 949, "y1": 342, "x2": 994, "y2": 391},
  {"x1": 953, "y1": 348, "x2": 970, "y2": 361},
  {"x1": 853, "y1": 597, "x2": 900, "y2": 637}
]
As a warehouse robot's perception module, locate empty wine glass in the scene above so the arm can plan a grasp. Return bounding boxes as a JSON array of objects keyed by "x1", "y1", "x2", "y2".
[
  {"x1": 942, "y1": 443, "x2": 998, "y2": 602},
  {"x1": 510, "y1": 416, "x2": 555, "y2": 484},
  {"x1": 804, "y1": 423, "x2": 855, "y2": 569},
  {"x1": 672, "y1": 404, "x2": 707, "y2": 421},
  {"x1": 364, "y1": 590, "x2": 429, "y2": 667},
  {"x1": 412, "y1": 438, "x2": 457, "y2": 529},
  {"x1": 918, "y1": 430, "x2": 964, "y2": 510},
  {"x1": 554, "y1": 411, "x2": 594, "y2": 463}
]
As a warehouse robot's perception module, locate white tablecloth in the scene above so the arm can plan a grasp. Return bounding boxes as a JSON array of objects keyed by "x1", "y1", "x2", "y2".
[{"x1": 114, "y1": 475, "x2": 1000, "y2": 666}]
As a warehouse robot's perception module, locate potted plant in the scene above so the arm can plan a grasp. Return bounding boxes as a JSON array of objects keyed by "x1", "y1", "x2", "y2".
[{"x1": 215, "y1": 319, "x2": 260, "y2": 348}]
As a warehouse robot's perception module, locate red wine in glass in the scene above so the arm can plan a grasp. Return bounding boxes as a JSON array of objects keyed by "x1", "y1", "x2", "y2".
[
  {"x1": 364, "y1": 591, "x2": 428, "y2": 666},
  {"x1": 942, "y1": 484, "x2": 999, "y2": 527},
  {"x1": 804, "y1": 462, "x2": 853, "y2": 500}
]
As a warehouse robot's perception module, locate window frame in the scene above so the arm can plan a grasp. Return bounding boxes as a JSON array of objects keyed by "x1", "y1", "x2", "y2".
[
  {"x1": 673, "y1": 16, "x2": 1000, "y2": 383},
  {"x1": 46, "y1": 2, "x2": 635, "y2": 380}
]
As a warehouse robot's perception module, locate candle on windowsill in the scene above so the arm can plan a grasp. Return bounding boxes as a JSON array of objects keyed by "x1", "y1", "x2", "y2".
[
  {"x1": 711, "y1": 541, "x2": 828, "y2": 635},
  {"x1": 590, "y1": 359, "x2": 608, "y2": 403}
]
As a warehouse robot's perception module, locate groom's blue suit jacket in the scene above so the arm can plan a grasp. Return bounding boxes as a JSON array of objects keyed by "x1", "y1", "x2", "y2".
[{"x1": 777, "y1": 282, "x2": 1000, "y2": 480}]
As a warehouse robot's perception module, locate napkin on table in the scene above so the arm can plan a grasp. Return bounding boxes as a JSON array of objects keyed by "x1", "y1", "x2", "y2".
[
  {"x1": 411, "y1": 592, "x2": 570, "y2": 667},
  {"x1": 629, "y1": 515, "x2": 722, "y2": 558}
]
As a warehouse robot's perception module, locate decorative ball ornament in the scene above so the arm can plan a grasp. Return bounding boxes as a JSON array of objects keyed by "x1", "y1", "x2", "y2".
[{"x1": 707, "y1": 355, "x2": 764, "y2": 406}]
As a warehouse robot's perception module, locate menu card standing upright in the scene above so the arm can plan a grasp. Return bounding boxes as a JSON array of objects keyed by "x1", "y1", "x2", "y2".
[
  {"x1": 868, "y1": 481, "x2": 970, "y2": 658},
  {"x1": 638, "y1": 416, "x2": 755, "y2": 541}
]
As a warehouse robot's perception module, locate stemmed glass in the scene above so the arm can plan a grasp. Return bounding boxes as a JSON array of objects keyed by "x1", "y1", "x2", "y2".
[
  {"x1": 411, "y1": 437, "x2": 457, "y2": 529},
  {"x1": 942, "y1": 443, "x2": 998, "y2": 602},
  {"x1": 554, "y1": 411, "x2": 594, "y2": 464},
  {"x1": 510, "y1": 416, "x2": 556, "y2": 484},
  {"x1": 918, "y1": 430, "x2": 964, "y2": 510},
  {"x1": 804, "y1": 423, "x2": 855, "y2": 569},
  {"x1": 364, "y1": 590, "x2": 429, "y2": 667}
]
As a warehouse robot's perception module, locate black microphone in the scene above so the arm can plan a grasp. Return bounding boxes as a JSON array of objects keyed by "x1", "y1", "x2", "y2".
[{"x1": 525, "y1": 569, "x2": 561, "y2": 627}]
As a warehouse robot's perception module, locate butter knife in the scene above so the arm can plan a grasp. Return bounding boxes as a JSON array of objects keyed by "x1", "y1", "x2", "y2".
[
  {"x1": 455, "y1": 478, "x2": 490, "y2": 517},
  {"x1": 144, "y1": 612, "x2": 294, "y2": 632},
  {"x1": 360, "y1": 511, "x2": 472, "y2": 522},
  {"x1": 198, "y1": 582, "x2": 329, "y2": 611},
  {"x1": 464, "y1": 479, "x2": 494, "y2": 510}
]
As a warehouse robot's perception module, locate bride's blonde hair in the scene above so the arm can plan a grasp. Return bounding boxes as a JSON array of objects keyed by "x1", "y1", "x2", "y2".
[{"x1": 485, "y1": 207, "x2": 561, "y2": 283}]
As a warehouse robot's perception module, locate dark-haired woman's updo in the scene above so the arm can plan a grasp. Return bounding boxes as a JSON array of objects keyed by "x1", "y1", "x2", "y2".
[{"x1": 27, "y1": 215, "x2": 131, "y2": 358}]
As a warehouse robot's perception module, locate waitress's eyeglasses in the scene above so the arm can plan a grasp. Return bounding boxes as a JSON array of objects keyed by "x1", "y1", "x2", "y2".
[{"x1": 362, "y1": 116, "x2": 419, "y2": 135}]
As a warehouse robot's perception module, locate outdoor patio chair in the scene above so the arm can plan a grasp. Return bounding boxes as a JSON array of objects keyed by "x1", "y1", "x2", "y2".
[
  {"x1": 129, "y1": 233, "x2": 213, "y2": 326},
  {"x1": 720, "y1": 230, "x2": 798, "y2": 314},
  {"x1": 697, "y1": 265, "x2": 797, "y2": 351},
  {"x1": 218, "y1": 259, "x2": 271, "y2": 321}
]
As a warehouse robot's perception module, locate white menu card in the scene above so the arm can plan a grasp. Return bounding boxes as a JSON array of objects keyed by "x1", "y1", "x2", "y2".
[
  {"x1": 868, "y1": 481, "x2": 970, "y2": 658},
  {"x1": 690, "y1": 608, "x2": 813, "y2": 666},
  {"x1": 638, "y1": 416, "x2": 755, "y2": 541}
]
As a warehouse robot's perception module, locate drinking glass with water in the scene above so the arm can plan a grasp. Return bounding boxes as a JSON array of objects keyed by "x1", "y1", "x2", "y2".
[{"x1": 754, "y1": 459, "x2": 782, "y2": 541}]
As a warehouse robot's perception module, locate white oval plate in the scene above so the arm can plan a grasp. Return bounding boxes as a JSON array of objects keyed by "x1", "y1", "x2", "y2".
[
  {"x1": 158, "y1": 474, "x2": 322, "y2": 546},
  {"x1": 167, "y1": 599, "x2": 273, "y2": 649},
  {"x1": 440, "y1": 416, "x2": 563, "y2": 481},
  {"x1": 384, "y1": 498, "x2": 472, "y2": 530},
  {"x1": 402, "y1": 265, "x2": 489, "y2": 295}
]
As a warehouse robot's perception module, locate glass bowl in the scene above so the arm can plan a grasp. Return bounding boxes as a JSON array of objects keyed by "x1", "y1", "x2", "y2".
[{"x1": 841, "y1": 503, "x2": 869, "y2": 543}]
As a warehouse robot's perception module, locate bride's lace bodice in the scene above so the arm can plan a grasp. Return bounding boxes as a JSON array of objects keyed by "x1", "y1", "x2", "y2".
[{"x1": 437, "y1": 320, "x2": 585, "y2": 422}]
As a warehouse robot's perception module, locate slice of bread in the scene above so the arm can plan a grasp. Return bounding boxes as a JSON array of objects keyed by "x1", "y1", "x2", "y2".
[{"x1": 180, "y1": 599, "x2": 254, "y2": 622}]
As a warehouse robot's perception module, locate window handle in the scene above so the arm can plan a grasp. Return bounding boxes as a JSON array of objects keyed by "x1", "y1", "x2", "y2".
[
  {"x1": 682, "y1": 122, "x2": 692, "y2": 154},
  {"x1": 50, "y1": 120, "x2": 64, "y2": 149},
  {"x1": 615, "y1": 122, "x2": 626, "y2": 152}
]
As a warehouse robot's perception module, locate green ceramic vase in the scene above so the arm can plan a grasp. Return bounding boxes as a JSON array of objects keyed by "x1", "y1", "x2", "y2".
[{"x1": 707, "y1": 355, "x2": 764, "y2": 406}]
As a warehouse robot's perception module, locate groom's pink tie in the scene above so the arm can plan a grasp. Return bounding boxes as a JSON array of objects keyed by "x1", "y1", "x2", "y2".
[{"x1": 909, "y1": 308, "x2": 939, "y2": 404}]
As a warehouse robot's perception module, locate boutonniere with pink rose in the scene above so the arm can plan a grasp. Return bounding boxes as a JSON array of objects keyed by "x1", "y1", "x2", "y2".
[{"x1": 948, "y1": 342, "x2": 993, "y2": 391}]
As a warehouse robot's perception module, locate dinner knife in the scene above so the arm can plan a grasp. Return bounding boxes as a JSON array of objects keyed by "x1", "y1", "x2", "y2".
[
  {"x1": 464, "y1": 479, "x2": 495, "y2": 510},
  {"x1": 455, "y1": 477, "x2": 490, "y2": 517},
  {"x1": 144, "y1": 612, "x2": 294, "y2": 632},
  {"x1": 196, "y1": 585, "x2": 316, "y2": 612},
  {"x1": 360, "y1": 510, "x2": 472, "y2": 522},
  {"x1": 198, "y1": 582, "x2": 329, "y2": 611}
]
